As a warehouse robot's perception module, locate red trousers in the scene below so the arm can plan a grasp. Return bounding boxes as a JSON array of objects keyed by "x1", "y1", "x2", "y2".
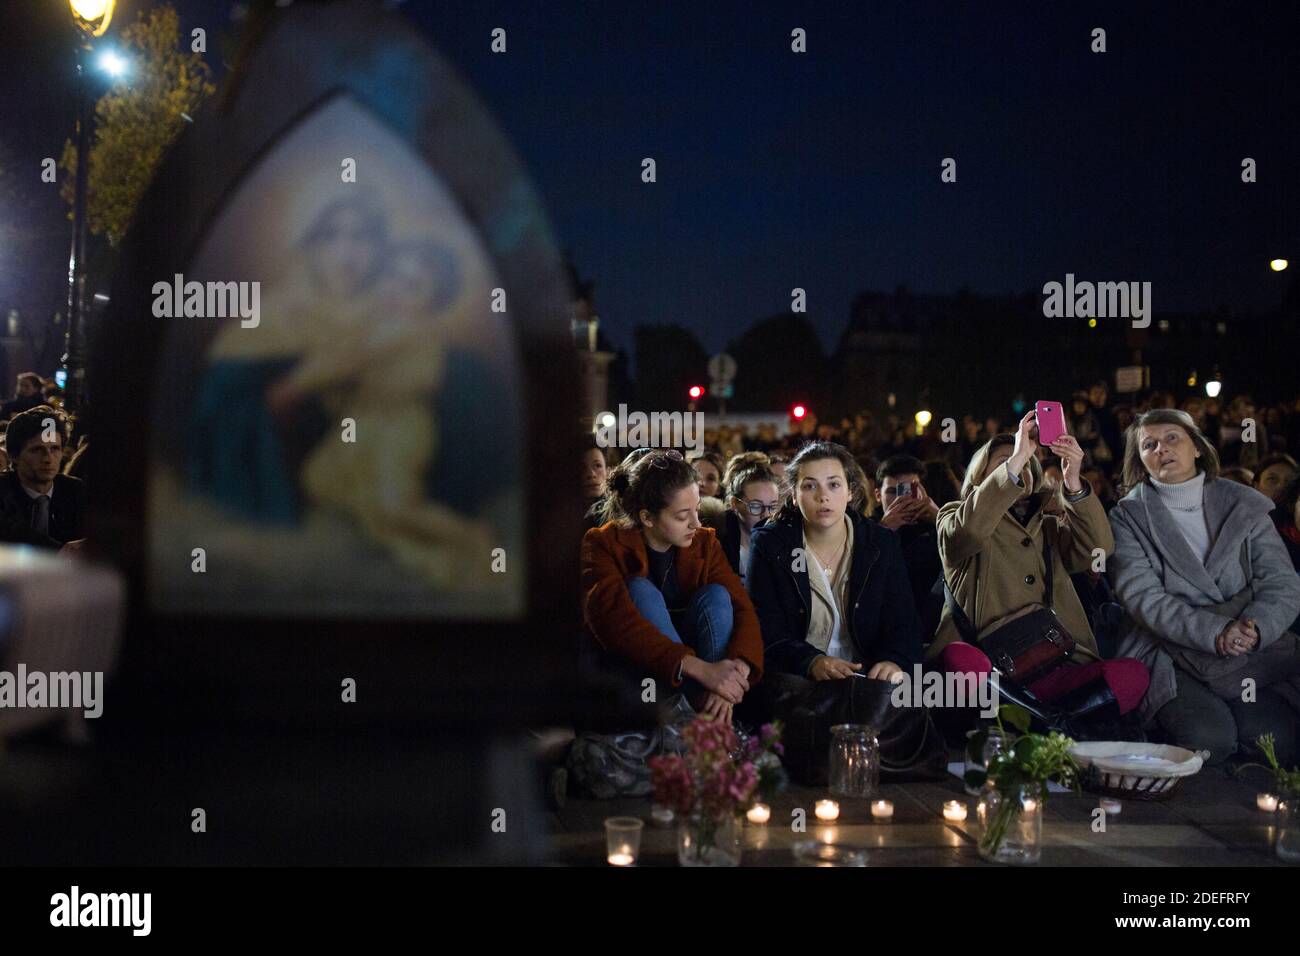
[{"x1": 937, "y1": 641, "x2": 1149, "y2": 716}]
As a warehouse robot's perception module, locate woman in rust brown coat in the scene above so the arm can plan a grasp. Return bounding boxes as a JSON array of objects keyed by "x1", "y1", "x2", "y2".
[{"x1": 582, "y1": 450, "x2": 764, "y2": 725}]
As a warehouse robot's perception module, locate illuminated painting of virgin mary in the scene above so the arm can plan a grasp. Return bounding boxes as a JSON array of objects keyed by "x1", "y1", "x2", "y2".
[{"x1": 148, "y1": 96, "x2": 524, "y2": 618}]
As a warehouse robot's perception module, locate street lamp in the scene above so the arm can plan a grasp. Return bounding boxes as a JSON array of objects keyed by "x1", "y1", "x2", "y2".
[
  {"x1": 61, "y1": 0, "x2": 120, "y2": 412},
  {"x1": 69, "y1": 0, "x2": 116, "y2": 36},
  {"x1": 1271, "y1": 259, "x2": 1289, "y2": 272}
]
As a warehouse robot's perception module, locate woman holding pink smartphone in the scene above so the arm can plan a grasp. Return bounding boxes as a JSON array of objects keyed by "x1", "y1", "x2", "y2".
[{"x1": 928, "y1": 407, "x2": 1150, "y2": 726}]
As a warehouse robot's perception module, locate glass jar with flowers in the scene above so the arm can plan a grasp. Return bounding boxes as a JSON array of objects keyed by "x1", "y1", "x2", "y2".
[
  {"x1": 976, "y1": 704, "x2": 1080, "y2": 865},
  {"x1": 650, "y1": 718, "x2": 783, "y2": 867}
]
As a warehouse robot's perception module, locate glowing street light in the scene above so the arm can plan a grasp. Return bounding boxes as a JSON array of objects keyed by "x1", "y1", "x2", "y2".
[
  {"x1": 98, "y1": 49, "x2": 129, "y2": 78},
  {"x1": 915, "y1": 409, "x2": 933, "y2": 428},
  {"x1": 1205, "y1": 378, "x2": 1222, "y2": 399},
  {"x1": 1271, "y1": 259, "x2": 1289, "y2": 272},
  {"x1": 69, "y1": 0, "x2": 116, "y2": 36}
]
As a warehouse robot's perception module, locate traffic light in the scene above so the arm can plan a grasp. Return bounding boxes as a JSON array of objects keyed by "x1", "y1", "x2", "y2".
[
  {"x1": 688, "y1": 385, "x2": 705, "y2": 400},
  {"x1": 791, "y1": 404, "x2": 807, "y2": 420}
]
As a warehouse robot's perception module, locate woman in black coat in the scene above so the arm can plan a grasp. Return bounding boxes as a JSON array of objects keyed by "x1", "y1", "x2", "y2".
[{"x1": 747, "y1": 442, "x2": 923, "y2": 682}]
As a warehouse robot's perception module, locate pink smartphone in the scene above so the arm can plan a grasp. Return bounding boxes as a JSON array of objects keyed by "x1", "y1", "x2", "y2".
[{"x1": 1035, "y1": 400, "x2": 1068, "y2": 446}]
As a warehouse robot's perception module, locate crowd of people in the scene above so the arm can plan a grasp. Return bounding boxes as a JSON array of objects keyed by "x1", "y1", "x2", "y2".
[
  {"x1": 579, "y1": 381, "x2": 1300, "y2": 794},
  {"x1": 4, "y1": 358, "x2": 1297, "y2": 783},
  {"x1": 0, "y1": 371, "x2": 86, "y2": 552}
]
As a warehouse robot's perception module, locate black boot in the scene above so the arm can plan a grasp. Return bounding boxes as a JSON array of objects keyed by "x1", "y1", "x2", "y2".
[
  {"x1": 993, "y1": 677, "x2": 1073, "y2": 735},
  {"x1": 1055, "y1": 678, "x2": 1119, "y2": 723}
]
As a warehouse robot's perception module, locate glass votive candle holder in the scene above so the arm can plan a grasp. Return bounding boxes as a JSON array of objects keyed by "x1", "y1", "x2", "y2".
[
  {"x1": 793, "y1": 840, "x2": 869, "y2": 867},
  {"x1": 1258, "y1": 793, "x2": 1280, "y2": 812},
  {"x1": 746, "y1": 803, "x2": 772, "y2": 825},
  {"x1": 870, "y1": 799, "x2": 894, "y2": 821},
  {"x1": 605, "y1": 816, "x2": 644, "y2": 866},
  {"x1": 942, "y1": 800, "x2": 968, "y2": 822},
  {"x1": 829, "y1": 724, "x2": 880, "y2": 800},
  {"x1": 964, "y1": 726, "x2": 1010, "y2": 795},
  {"x1": 814, "y1": 799, "x2": 840, "y2": 822}
]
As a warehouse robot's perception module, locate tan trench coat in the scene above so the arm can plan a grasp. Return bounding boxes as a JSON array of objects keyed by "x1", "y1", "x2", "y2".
[{"x1": 928, "y1": 440, "x2": 1114, "y2": 661}]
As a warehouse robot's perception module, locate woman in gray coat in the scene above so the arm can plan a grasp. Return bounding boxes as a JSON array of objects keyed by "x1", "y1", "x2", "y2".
[{"x1": 1110, "y1": 409, "x2": 1300, "y2": 764}]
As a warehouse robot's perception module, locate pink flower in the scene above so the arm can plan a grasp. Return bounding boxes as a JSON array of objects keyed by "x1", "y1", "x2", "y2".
[{"x1": 654, "y1": 715, "x2": 783, "y2": 816}]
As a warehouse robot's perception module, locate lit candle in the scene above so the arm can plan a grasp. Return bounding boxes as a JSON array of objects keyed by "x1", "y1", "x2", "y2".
[
  {"x1": 604, "y1": 816, "x2": 643, "y2": 867},
  {"x1": 871, "y1": 799, "x2": 894, "y2": 821},
  {"x1": 1022, "y1": 797, "x2": 1038, "y2": 814},
  {"x1": 942, "y1": 800, "x2": 967, "y2": 822},
  {"x1": 1258, "y1": 793, "x2": 1280, "y2": 812},
  {"x1": 1100, "y1": 797, "x2": 1122, "y2": 815},
  {"x1": 747, "y1": 803, "x2": 772, "y2": 825},
  {"x1": 815, "y1": 799, "x2": 840, "y2": 822}
]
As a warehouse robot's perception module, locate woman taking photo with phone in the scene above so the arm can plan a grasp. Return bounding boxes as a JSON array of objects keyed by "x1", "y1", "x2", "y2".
[
  {"x1": 747, "y1": 442, "x2": 923, "y2": 683},
  {"x1": 582, "y1": 449, "x2": 764, "y2": 725},
  {"x1": 1109, "y1": 409, "x2": 1300, "y2": 764},
  {"x1": 930, "y1": 410, "x2": 1150, "y2": 722}
]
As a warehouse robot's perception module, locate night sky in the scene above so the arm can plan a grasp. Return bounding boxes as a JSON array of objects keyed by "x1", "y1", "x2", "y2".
[{"x1": 1, "y1": 0, "x2": 1295, "y2": 358}]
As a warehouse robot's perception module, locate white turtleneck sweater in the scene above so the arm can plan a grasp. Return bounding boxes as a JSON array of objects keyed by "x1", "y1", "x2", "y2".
[{"x1": 1150, "y1": 471, "x2": 1211, "y2": 563}]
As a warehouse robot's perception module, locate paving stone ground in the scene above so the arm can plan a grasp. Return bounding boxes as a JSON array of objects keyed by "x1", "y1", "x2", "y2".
[{"x1": 550, "y1": 757, "x2": 1295, "y2": 866}]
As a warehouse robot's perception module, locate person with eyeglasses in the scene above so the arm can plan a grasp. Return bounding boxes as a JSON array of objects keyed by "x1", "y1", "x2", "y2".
[
  {"x1": 716, "y1": 457, "x2": 781, "y2": 586},
  {"x1": 582, "y1": 449, "x2": 764, "y2": 725}
]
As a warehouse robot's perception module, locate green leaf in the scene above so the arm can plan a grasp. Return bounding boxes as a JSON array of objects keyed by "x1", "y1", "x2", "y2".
[{"x1": 1000, "y1": 703, "x2": 1031, "y2": 735}]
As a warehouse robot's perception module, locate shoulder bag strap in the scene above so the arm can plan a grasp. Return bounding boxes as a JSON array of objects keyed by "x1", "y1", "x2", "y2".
[
  {"x1": 943, "y1": 551, "x2": 981, "y2": 642},
  {"x1": 1042, "y1": 526, "x2": 1054, "y2": 610}
]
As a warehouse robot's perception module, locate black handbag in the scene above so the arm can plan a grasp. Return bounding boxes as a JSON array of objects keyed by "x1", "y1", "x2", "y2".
[
  {"x1": 943, "y1": 534, "x2": 1075, "y2": 686},
  {"x1": 776, "y1": 675, "x2": 949, "y2": 786}
]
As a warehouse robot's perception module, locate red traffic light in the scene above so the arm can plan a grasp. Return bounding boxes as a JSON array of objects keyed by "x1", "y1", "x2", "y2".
[
  {"x1": 791, "y1": 404, "x2": 807, "y2": 420},
  {"x1": 688, "y1": 385, "x2": 705, "y2": 400}
]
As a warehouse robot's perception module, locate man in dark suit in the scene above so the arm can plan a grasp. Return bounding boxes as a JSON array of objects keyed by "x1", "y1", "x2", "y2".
[{"x1": 0, "y1": 405, "x2": 86, "y2": 549}]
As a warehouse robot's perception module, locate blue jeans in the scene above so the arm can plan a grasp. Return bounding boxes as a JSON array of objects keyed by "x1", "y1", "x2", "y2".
[{"x1": 625, "y1": 577, "x2": 732, "y2": 663}]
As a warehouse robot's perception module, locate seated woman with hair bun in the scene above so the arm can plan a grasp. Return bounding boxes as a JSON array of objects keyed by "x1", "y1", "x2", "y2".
[{"x1": 582, "y1": 449, "x2": 764, "y2": 725}]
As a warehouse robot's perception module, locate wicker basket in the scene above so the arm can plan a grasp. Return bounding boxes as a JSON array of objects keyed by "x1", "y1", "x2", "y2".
[{"x1": 1068, "y1": 742, "x2": 1206, "y2": 801}]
